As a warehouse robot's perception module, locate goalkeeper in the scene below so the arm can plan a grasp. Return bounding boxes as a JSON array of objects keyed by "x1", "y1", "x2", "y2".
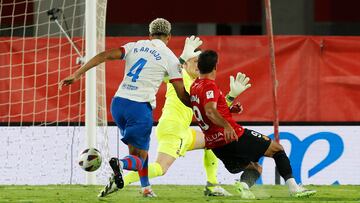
[{"x1": 122, "y1": 50, "x2": 251, "y2": 196}]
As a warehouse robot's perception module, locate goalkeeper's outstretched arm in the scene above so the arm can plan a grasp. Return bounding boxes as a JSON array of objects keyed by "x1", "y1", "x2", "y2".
[
  {"x1": 59, "y1": 48, "x2": 123, "y2": 90},
  {"x1": 225, "y1": 72, "x2": 251, "y2": 106}
]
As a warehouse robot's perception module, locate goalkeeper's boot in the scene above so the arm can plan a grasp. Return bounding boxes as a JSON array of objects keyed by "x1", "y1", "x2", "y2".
[
  {"x1": 141, "y1": 186, "x2": 157, "y2": 197},
  {"x1": 109, "y1": 157, "x2": 124, "y2": 189},
  {"x1": 235, "y1": 181, "x2": 256, "y2": 199},
  {"x1": 290, "y1": 185, "x2": 317, "y2": 198},
  {"x1": 204, "y1": 182, "x2": 232, "y2": 196},
  {"x1": 98, "y1": 174, "x2": 118, "y2": 197}
]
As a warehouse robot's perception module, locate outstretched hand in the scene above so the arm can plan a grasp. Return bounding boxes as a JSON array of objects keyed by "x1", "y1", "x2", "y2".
[
  {"x1": 229, "y1": 72, "x2": 251, "y2": 98},
  {"x1": 59, "y1": 74, "x2": 79, "y2": 90},
  {"x1": 180, "y1": 35, "x2": 203, "y2": 62}
]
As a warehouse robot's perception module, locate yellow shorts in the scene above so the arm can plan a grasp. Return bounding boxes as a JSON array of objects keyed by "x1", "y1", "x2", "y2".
[{"x1": 156, "y1": 120, "x2": 196, "y2": 158}]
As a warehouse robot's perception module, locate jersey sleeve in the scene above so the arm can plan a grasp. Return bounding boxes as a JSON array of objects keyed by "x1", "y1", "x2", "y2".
[
  {"x1": 167, "y1": 56, "x2": 183, "y2": 83},
  {"x1": 202, "y1": 83, "x2": 220, "y2": 105},
  {"x1": 120, "y1": 42, "x2": 136, "y2": 59}
]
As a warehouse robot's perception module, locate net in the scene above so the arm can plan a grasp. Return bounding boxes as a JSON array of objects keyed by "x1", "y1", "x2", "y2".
[{"x1": 0, "y1": 0, "x2": 109, "y2": 184}]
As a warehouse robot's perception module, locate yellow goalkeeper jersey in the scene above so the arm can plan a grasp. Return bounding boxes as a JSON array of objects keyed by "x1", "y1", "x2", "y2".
[{"x1": 158, "y1": 69, "x2": 194, "y2": 128}]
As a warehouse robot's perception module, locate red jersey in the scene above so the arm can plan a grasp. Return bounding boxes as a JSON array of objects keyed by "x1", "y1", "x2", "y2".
[{"x1": 190, "y1": 78, "x2": 244, "y2": 149}]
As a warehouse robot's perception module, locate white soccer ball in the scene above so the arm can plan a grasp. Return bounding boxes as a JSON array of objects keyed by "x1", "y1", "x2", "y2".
[{"x1": 78, "y1": 148, "x2": 102, "y2": 172}]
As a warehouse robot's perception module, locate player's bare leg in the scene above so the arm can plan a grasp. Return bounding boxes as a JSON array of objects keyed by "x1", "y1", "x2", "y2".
[
  {"x1": 155, "y1": 152, "x2": 176, "y2": 174},
  {"x1": 264, "y1": 141, "x2": 316, "y2": 197},
  {"x1": 190, "y1": 130, "x2": 206, "y2": 150}
]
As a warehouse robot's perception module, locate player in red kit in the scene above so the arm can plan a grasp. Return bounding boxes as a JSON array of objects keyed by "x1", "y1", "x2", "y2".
[{"x1": 190, "y1": 50, "x2": 317, "y2": 199}]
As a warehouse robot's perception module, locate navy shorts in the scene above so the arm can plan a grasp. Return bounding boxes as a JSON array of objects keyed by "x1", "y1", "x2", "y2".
[{"x1": 111, "y1": 97, "x2": 153, "y2": 151}]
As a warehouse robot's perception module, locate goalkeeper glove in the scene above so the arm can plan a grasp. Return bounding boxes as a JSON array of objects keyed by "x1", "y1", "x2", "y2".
[
  {"x1": 228, "y1": 72, "x2": 251, "y2": 98},
  {"x1": 226, "y1": 72, "x2": 251, "y2": 105},
  {"x1": 179, "y1": 35, "x2": 203, "y2": 64}
]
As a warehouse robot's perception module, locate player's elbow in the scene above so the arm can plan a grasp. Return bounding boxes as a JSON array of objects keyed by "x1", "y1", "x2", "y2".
[
  {"x1": 92, "y1": 51, "x2": 108, "y2": 63},
  {"x1": 103, "y1": 48, "x2": 121, "y2": 61}
]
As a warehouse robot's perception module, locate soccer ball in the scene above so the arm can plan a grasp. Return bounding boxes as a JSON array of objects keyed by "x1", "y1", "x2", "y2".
[{"x1": 78, "y1": 148, "x2": 102, "y2": 172}]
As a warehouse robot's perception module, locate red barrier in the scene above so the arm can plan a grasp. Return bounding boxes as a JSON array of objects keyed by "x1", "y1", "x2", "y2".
[{"x1": 1, "y1": 36, "x2": 360, "y2": 123}]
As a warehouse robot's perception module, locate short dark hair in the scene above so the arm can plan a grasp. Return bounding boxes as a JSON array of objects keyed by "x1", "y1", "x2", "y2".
[{"x1": 197, "y1": 50, "x2": 218, "y2": 74}]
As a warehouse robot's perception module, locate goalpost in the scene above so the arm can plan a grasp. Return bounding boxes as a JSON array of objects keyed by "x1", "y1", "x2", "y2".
[
  {"x1": 0, "y1": 0, "x2": 109, "y2": 185},
  {"x1": 264, "y1": 0, "x2": 281, "y2": 184},
  {"x1": 84, "y1": 0, "x2": 109, "y2": 185}
]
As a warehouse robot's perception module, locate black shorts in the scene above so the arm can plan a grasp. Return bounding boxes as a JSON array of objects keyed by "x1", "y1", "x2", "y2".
[{"x1": 212, "y1": 128, "x2": 272, "y2": 174}]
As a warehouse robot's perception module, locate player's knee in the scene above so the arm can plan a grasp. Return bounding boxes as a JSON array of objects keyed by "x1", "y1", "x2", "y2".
[
  {"x1": 275, "y1": 143, "x2": 284, "y2": 153},
  {"x1": 265, "y1": 141, "x2": 284, "y2": 157},
  {"x1": 271, "y1": 141, "x2": 284, "y2": 151}
]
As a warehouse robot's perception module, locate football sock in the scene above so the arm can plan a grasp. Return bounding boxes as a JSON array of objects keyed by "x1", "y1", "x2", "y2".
[
  {"x1": 149, "y1": 162, "x2": 164, "y2": 177},
  {"x1": 203, "y1": 149, "x2": 219, "y2": 185},
  {"x1": 123, "y1": 162, "x2": 163, "y2": 186},
  {"x1": 120, "y1": 155, "x2": 143, "y2": 171},
  {"x1": 273, "y1": 150, "x2": 294, "y2": 181},
  {"x1": 123, "y1": 171, "x2": 138, "y2": 187},
  {"x1": 273, "y1": 151, "x2": 300, "y2": 192},
  {"x1": 240, "y1": 169, "x2": 260, "y2": 188},
  {"x1": 285, "y1": 178, "x2": 300, "y2": 192},
  {"x1": 138, "y1": 154, "x2": 150, "y2": 187}
]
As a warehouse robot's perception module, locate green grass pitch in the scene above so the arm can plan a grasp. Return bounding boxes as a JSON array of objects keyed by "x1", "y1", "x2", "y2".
[{"x1": 0, "y1": 185, "x2": 359, "y2": 203}]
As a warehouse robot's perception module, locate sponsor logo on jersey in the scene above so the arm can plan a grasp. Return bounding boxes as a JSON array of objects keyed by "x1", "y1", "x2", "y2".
[
  {"x1": 206, "y1": 90, "x2": 214, "y2": 99},
  {"x1": 122, "y1": 83, "x2": 138, "y2": 90},
  {"x1": 205, "y1": 132, "x2": 224, "y2": 142}
]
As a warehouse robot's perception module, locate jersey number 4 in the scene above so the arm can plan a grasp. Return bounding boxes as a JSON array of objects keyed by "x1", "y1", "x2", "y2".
[{"x1": 127, "y1": 58, "x2": 147, "y2": 82}]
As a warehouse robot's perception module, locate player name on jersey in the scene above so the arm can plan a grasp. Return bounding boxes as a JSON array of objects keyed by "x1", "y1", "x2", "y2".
[
  {"x1": 133, "y1": 46, "x2": 162, "y2": 60},
  {"x1": 115, "y1": 39, "x2": 182, "y2": 109}
]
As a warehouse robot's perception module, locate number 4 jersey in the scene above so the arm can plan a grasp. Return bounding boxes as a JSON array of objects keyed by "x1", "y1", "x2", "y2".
[
  {"x1": 190, "y1": 78, "x2": 244, "y2": 149},
  {"x1": 115, "y1": 39, "x2": 182, "y2": 109}
]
